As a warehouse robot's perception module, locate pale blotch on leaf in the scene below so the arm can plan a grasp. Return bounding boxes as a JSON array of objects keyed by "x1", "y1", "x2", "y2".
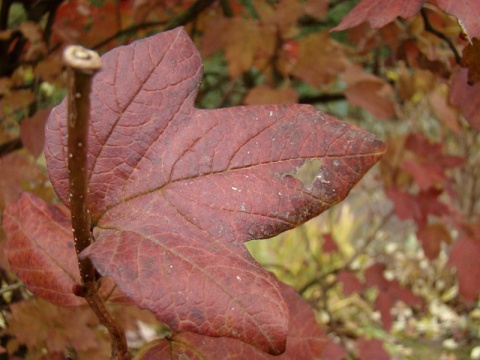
[{"x1": 285, "y1": 159, "x2": 324, "y2": 188}]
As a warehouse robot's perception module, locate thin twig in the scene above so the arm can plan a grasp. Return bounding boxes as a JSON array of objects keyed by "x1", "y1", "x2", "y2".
[
  {"x1": 420, "y1": 9, "x2": 462, "y2": 65},
  {"x1": 219, "y1": 0, "x2": 233, "y2": 18},
  {"x1": 341, "y1": 209, "x2": 394, "y2": 270},
  {"x1": 92, "y1": 21, "x2": 165, "y2": 50},
  {"x1": 163, "y1": 0, "x2": 217, "y2": 30},
  {"x1": 92, "y1": 0, "x2": 217, "y2": 50},
  {"x1": 0, "y1": 281, "x2": 24, "y2": 295},
  {"x1": 299, "y1": 93, "x2": 346, "y2": 104},
  {"x1": 64, "y1": 45, "x2": 128, "y2": 360},
  {"x1": 0, "y1": 138, "x2": 22, "y2": 158},
  {"x1": 64, "y1": 45, "x2": 100, "y2": 285}
]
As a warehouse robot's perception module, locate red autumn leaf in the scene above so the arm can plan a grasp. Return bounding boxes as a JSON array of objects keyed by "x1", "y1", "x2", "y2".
[
  {"x1": 0, "y1": 90, "x2": 35, "y2": 118},
  {"x1": 331, "y1": 0, "x2": 423, "y2": 31},
  {"x1": 357, "y1": 337, "x2": 390, "y2": 360},
  {"x1": 386, "y1": 187, "x2": 450, "y2": 227},
  {"x1": 385, "y1": 187, "x2": 422, "y2": 222},
  {"x1": 388, "y1": 279, "x2": 424, "y2": 308},
  {"x1": 3, "y1": 193, "x2": 132, "y2": 307},
  {"x1": 365, "y1": 263, "x2": 423, "y2": 330},
  {"x1": 39, "y1": 27, "x2": 384, "y2": 354},
  {"x1": 416, "y1": 222, "x2": 451, "y2": 260},
  {"x1": 8, "y1": 298, "x2": 99, "y2": 353},
  {"x1": 343, "y1": 65, "x2": 395, "y2": 119},
  {"x1": 137, "y1": 282, "x2": 330, "y2": 359},
  {"x1": 401, "y1": 132, "x2": 464, "y2": 191},
  {"x1": 243, "y1": 86, "x2": 298, "y2": 105},
  {"x1": 254, "y1": 0, "x2": 304, "y2": 36},
  {"x1": 19, "y1": 20, "x2": 47, "y2": 61},
  {"x1": 0, "y1": 229, "x2": 10, "y2": 273},
  {"x1": 427, "y1": 87, "x2": 460, "y2": 133},
  {"x1": 402, "y1": 159, "x2": 444, "y2": 190},
  {"x1": 436, "y1": 0, "x2": 480, "y2": 40},
  {"x1": 322, "y1": 233, "x2": 339, "y2": 254},
  {"x1": 450, "y1": 68, "x2": 480, "y2": 131},
  {"x1": 338, "y1": 270, "x2": 364, "y2": 295},
  {"x1": 202, "y1": 18, "x2": 276, "y2": 78},
  {"x1": 402, "y1": 131, "x2": 466, "y2": 191},
  {"x1": 448, "y1": 236, "x2": 480, "y2": 302},
  {"x1": 365, "y1": 263, "x2": 389, "y2": 289},
  {"x1": 20, "y1": 108, "x2": 50, "y2": 158},
  {"x1": 0, "y1": 152, "x2": 44, "y2": 209},
  {"x1": 462, "y1": 38, "x2": 480, "y2": 84},
  {"x1": 304, "y1": 0, "x2": 329, "y2": 19},
  {"x1": 291, "y1": 31, "x2": 349, "y2": 87},
  {"x1": 320, "y1": 340, "x2": 349, "y2": 360},
  {"x1": 133, "y1": 0, "x2": 185, "y2": 23},
  {"x1": 53, "y1": 0, "x2": 120, "y2": 48},
  {"x1": 404, "y1": 132, "x2": 440, "y2": 157},
  {"x1": 373, "y1": 291, "x2": 396, "y2": 331},
  {"x1": 34, "y1": 53, "x2": 64, "y2": 83},
  {"x1": 415, "y1": 190, "x2": 451, "y2": 220},
  {"x1": 3, "y1": 193, "x2": 84, "y2": 307}
]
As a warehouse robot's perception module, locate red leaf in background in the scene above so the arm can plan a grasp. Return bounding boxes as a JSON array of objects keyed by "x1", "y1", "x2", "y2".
[
  {"x1": 3, "y1": 193, "x2": 83, "y2": 306},
  {"x1": 243, "y1": 86, "x2": 298, "y2": 105},
  {"x1": 401, "y1": 132, "x2": 464, "y2": 191},
  {"x1": 201, "y1": 18, "x2": 276, "y2": 78},
  {"x1": 291, "y1": 31, "x2": 349, "y2": 87},
  {"x1": 450, "y1": 68, "x2": 480, "y2": 131},
  {"x1": 138, "y1": 282, "x2": 330, "y2": 359},
  {"x1": 132, "y1": 0, "x2": 186, "y2": 23},
  {"x1": 255, "y1": 0, "x2": 304, "y2": 36},
  {"x1": 20, "y1": 108, "x2": 50, "y2": 158},
  {"x1": 416, "y1": 189, "x2": 451, "y2": 219},
  {"x1": 331, "y1": 0, "x2": 423, "y2": 31},
  {"x1": 365, "y1": 263, "x2": 389, "y2": 290},
  {"x1": 304, "y1": 0, "x2": 329, "y2": 19},
  {"x1": 34, "y1": 53, "x2": 63, "y2": 83},
  {"x1": 357, "y1": 337, "x2": 390, "y2": 360},
  {"x1": 404, "y1": 133, "x2": 441, "y2": 157},
  {"x1": 53, "y1": 0, "x2": 121, "y2": 48},
  {"x1": 462, "y1": 38, "x2": 480, "y2": 84},
  {"x1": 3, "y1": 193, "x2": 132, "y2": 307},
  {"x1": 8, "y1": 298, "x2": 99, "y2": 353},
  {"x1": 0, "y1": 90, "x2": 35, "y2": 118},
  {"x1": 19, "y1": 21, "x2": 47, "y2": 61},
  {"x1": 343, "y1": 65, "x2": 395, "y2": 119},
  {"x1": 386, "y1": 187, "x2": 450, "y2": 227},
  {"x1": 338, "y1": 270, "x2": 364, "y2": 295},
  {"x1": 436, "y1": 0, "x2": 480, "y2": 40},
  {"x1": 416, "y1": 222, "x2": 451, "y2": 260},
  {"x1": 388, "y1": 279, "x2": 424, "y2": 308},
  {"x1": 402, "y1": 159, "x2": 443, "y2": 190},
  {"x1": 0, "y1": 230, "x2": 10, "y2": 272},
  {"x1": 385, "y1": 187, "x2": 422, "y2": 222},
  {"x1": 41, "y1": 27, "x2": 385, "y2": 353},
  {"x1": 320, "y1": 340, "x2": 349, "y2": 360},
  {"x1": 0, "y1": 153, "x2": 43, "y2": 209},
  {"x1": 448, "y1": 236, "x2": 480, "y2": 302},
  {"x1": 322, "y1": 233, "x2": 339, "y2": 254},
  {"x1": 365, "y1": 263, "x2": 423, "y2": 330},
  {"x1": 428, "y1": 87, "x2": 460, "y2": 133},
  {"x1": 403, "y1": 134, "x2": 464, "y2": 183},
  {"x1": 374, "y1": 290, "x2": 396, "y2": 330}
]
